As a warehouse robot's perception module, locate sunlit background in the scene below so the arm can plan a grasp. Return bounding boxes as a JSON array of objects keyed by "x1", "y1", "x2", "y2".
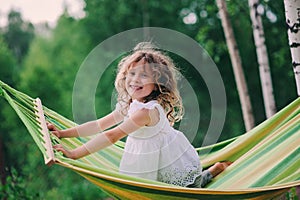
[{"x1": 0, "y1": 0, "x2": 85, "y2": 27}]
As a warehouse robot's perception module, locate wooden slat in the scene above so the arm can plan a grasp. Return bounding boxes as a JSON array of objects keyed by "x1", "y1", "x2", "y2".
[{"x1": 35, "y1": 98, "x2": 55, "y2": 166}]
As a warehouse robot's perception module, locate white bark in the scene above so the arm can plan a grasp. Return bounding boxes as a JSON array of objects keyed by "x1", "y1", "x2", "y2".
[
  {"x1": 284, "y1": 0, "x2": 300, "y2": 96},
  {"x1": 248, "y1": 0, "x2": 276, "y2": 118},
  {"x1": 216, "y1": 0, "x2": 255, "y2": 131}
]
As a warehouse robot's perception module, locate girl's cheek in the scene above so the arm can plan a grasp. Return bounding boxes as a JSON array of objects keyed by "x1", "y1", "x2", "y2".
[{"x1": 148, "y1": 79, "x2": 155, "y2": 85}]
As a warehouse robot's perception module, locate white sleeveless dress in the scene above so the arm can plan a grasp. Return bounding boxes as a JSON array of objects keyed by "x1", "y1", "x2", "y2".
[{"x1": 119, "y1": 100, "x2": 203, "y2": 187}]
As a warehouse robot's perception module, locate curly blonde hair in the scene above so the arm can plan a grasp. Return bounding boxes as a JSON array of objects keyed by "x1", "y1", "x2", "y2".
[{"x1": 115, "y1": 42, "x2": 183, "y2": 124}]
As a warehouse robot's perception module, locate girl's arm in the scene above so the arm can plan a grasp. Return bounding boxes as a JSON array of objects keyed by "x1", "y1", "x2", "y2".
[
  {"x1": 55, "y1": 108, "x2": 152, "y2": 159},
  {"x1": 48, "y1": 109, "x2": 124, "y2": 138}
]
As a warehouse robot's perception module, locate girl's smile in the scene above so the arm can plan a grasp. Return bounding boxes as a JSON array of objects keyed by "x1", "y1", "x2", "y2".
[{"x1": 125, "y1": 60, "x2": 155, "y2": 102}]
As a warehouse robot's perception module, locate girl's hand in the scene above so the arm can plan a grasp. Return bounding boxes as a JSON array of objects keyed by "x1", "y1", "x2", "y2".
[
  {"x1": 47, "y1": 122, "x2": 62, "y2": 138},
  {"x1": 53, "y1": 144, "x2": 77, "y2": 159}
]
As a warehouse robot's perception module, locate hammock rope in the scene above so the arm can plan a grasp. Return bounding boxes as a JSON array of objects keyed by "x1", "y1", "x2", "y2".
[{"x1": 1, "y1": 80, "x2": 299, "y2": 200}]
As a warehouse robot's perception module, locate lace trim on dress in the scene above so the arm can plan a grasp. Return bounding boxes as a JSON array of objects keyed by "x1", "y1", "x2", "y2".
[{"x1": 157, "y1": 161, "x2": 202, "y2": 187}]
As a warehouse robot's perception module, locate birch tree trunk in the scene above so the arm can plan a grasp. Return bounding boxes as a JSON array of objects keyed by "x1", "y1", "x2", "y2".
[
  {"x1": 216, "y1": 0, "x2": 255, "y2": 131},
  {"x1": 248, "y1": 0, "x2": 276, "y2": 118},
  {"x1": 284, "y1": 0, "x2": 300, "y2": 96}
]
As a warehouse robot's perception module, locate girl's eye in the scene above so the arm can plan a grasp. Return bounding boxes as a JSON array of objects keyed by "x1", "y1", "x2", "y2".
[
  {"x1": 141, "y1": 73, "x2": 148, "y2": 78},
  {"x1": 129, "y1": 71, "x2": 135, "y2": 76}
]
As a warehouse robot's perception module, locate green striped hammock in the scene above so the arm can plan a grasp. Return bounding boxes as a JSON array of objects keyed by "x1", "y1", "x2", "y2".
[{"x1": 0, "y1": 80, "x2": 299, "y2": 200}]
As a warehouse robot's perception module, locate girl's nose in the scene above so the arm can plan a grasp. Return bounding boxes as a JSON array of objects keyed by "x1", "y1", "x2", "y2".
[{"x1": 132, "y1": 74, "x2": 140, "y2": 83}]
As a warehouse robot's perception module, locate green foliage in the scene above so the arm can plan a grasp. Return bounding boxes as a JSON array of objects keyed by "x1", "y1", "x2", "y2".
[
  {"x1": 0, "y1": 166, "x2": 106, "y2": 200},
  {"x1": 21, "y1": 14, "x2": 91, "y2": 119},
  {"x1": 0, "y1": 34, "x2": 18, "y2": 192},
  {"x1": 0, "y1": 168, "x2": 36, "y2": 200},
  {"x1": 15, "y1": 14, "x2": 106, "y2": 199},
  {"x1": 261, "y1": 1, "x2": 296, "y2": 109},
  {"x1": 82, "y1": 0, "x2": 204, "y2": 44},
  {"x1": 195, "y1": 0, "x2": 247, "y2": 137},
  {"x1": 3, "y1": 10, "x2": 34, "y2": 64},
  {"x1": 195, "y1": 0, "x2": 297, "y2": 138},
  {"x1": 0, "y1": 36, "x2": 16, "y2": 84}
]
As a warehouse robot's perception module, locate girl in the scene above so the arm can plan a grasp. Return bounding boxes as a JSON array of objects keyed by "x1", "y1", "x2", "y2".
[{"x1": 48, "y1": 42, "x2": 231, "y2": 188}]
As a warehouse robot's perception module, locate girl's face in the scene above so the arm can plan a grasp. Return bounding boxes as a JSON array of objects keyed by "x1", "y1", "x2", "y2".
[{"x1": 125, "y1": 60, "x2": 155, "y2": 102}]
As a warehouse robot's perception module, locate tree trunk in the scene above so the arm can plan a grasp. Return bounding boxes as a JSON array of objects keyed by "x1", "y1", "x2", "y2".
[
  {"x1": 283, "y1": 1, "x2": 300, "y2": 197},
  {"x1": 248, "y1": 0, "x2": 276, "y2": 118},
  {"x1": 216, "y1": 0, "x2": 255, "y2": 131},
  {"x1": 284, "y1": 0, "x2": 300, "y2": 96}
]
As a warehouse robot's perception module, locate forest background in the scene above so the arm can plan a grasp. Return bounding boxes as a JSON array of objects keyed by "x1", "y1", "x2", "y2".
[{"x1": 0, "y1": 0, "x2": 297, "y2": 199}]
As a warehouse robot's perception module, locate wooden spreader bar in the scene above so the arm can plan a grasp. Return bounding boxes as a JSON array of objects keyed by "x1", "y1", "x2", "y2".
[{"x1": 35, "y1": 98, "x2": 55, "y2": 166}]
